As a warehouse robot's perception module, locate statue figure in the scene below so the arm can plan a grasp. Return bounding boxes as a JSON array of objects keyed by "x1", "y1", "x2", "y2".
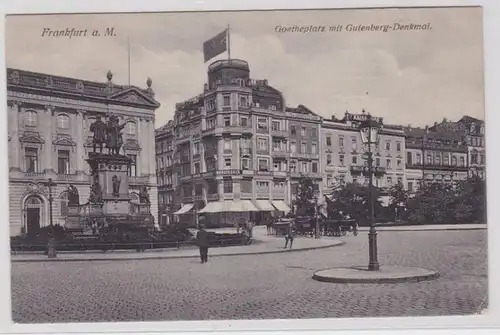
[
  {"x1": 106, "y1": 115, "x2": 126, "y2": 155},
  {"x1": 112, "y1": 175, "x2": 121, "y2": 197},
  {"x1": 89, "y1": 179, "x2": 103, "y2": 203},
  {"x1": 139, "y1": 185, "x2": 150, "y2": 204},
  {"x1": 89, "y1": 116, "x2": 107, "y2": 153},
  {"x1": 67, "y1": 184, "x2": 80, "y2": 205}
]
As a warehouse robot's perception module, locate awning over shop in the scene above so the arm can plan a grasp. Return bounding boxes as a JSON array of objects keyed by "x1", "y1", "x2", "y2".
[
  {"x1": 173, "y1": 204, "x2": 194, "y2": 215},
  {"x1": 271, "y1": 200, "x2": 291, "y2": 213},
  {"x1": 198, "y1": 200, "x2": 259, "y2": 213},
  {"x1": 254, "y1": 200, "x2": 275, "y2": 211}
]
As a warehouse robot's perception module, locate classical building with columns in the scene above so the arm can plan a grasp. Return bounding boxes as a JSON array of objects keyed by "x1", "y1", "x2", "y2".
[{"x1": 7, "y1": 68, "x2": 160, "y2": 236}]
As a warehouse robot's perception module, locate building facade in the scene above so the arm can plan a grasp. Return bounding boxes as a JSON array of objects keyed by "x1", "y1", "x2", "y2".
[
  {"x1": 155, "y1": 59, "x2": 324, "y2": 224},
  {"x1": 155, "y1": 121, "x2": 175, "y2": 226},
  {"x1": 321, "y1": 111, "x2": 406, "y2": 194},
  {"x1": 7, "y1": 68, "x2": 160, "y2": 236}
]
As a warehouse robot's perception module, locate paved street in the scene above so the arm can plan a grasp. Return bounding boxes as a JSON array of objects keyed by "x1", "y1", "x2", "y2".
[{"x1": 11, "y1": 230, "x2": 487, "y2": 323}]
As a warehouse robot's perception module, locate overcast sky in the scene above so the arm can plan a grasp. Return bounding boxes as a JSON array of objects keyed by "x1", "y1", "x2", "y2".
[{"x1": 6, "y1": 7, "x2": 484, "y2": 128}]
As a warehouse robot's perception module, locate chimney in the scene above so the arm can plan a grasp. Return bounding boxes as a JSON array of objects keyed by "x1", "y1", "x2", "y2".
[{"x1": 425, "y1": 125, "x2": 429, "y2": 133}]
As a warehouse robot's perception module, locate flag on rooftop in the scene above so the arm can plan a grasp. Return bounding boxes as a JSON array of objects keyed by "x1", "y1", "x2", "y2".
[{"x1": 203, "y1": 29, "x2": 228, "y2": 62}]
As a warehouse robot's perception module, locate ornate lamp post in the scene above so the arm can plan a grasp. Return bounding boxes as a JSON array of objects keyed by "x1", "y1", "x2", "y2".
[
  {"x1": 359, "y1": 113, "x2": 381, "y2": 271},
  {"x1": 46, "y1": 177, "x2": 57, "y2": 258}
]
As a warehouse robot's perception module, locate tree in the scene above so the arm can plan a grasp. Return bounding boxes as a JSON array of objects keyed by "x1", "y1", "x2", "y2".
[
  {"x1": 327, "y1": 182, "x2": 383, "y2": 226},
  {"x1": 294, "y1": 176, "x2": 319, "y2": 217}
]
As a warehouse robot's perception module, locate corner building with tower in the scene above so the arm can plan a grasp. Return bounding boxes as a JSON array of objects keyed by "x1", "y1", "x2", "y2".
[{"x1": 156, "y1": 59, "x2": 324, "y2": 225}]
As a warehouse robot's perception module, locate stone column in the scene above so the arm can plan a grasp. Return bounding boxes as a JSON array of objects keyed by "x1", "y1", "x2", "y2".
[
  {"x1": 217, "y1": 139, "x2": 223, "y2": 170},
  {"x1": 44, "y1": 105, "x2": 54, "y2": 173},
  {"x1": 8, "y1": 101, "x2": 21, "y2": 171},
  {"x1": 75, "y1": 110, "x2": 85, "y2": 173},
  {"x1": 137, "y1": 119, "x2": 146, "y2": 177},
  {"x1": 148, "y1": 119, "x2": 157, "y2": 181}
]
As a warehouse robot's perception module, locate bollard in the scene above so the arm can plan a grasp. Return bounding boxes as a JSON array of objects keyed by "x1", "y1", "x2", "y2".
[{"x1": 47, "y1": 238, "x2": 57, "y2": 258}]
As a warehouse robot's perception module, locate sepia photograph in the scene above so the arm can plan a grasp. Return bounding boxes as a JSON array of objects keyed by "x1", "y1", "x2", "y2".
[{"x1": 5, "y1": 5, "x2": 488, "y2": 326}]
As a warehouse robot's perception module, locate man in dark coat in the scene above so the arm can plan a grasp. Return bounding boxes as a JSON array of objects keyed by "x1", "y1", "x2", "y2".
[
  {"x1": 196, "y1": 224, "x2": 210, "y2": 263},
  {"x1": 284, "y1": 221, "x2": 295, "y2": 249}
]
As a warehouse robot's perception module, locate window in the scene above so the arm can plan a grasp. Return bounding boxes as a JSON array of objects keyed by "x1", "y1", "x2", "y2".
[
  {"x1": 257, "y1": 137, "x2": 268, "y2": 151},
  {"x1": 397, "y1": 177, "x2": 403, "y2": 185},
  {"x1": 326, "y1": 136, "x2": 332, "y2": 146},
  {"x1": 385, "y1": 141, "x2": 391, "y2": 150},
  {"x1": 397, "y1": 159, "x2": 402, "y2": 168},
  {"x1": 427, "y1": 154, "x2": 432, "y2": 164},
  {"x1": 311, "y1": 143, "x2": 317, "y2": 154},
  {"x1": 257, "y1": 118, "x2": 268, "y2": 130},
  {"x1": 222, "y1": 94, "x2": 231, "y2": 107},
  {"x1": 387, "y1": 176, "x2": 393, "y2": 186},
  {"x1": 57, "y1": 150, "x2": 70, "y2": 174},
  {"x1": 291, "y1": 126, "x2": 296, "y2": 135},
  {"x1": 326, "y1": 154, "x2": 332, "y2": 165},
  {"x1": 194, "y1": 162, "x2": 200, "y2": 174},
  {"x1": 351, "y1": 137, "x2": 357, "y2": 151},
  {"x1": 224, "y1": 116, "x2": 231, "y2": 126},
  {"x1": 416, "y1": 153, "x2": 421, "y2": 164},
  {"x1": 258, "y1": 159, "x2": 269, "y2": 171},
  {"x1": 290, "y1": 141, "x2": 297, "y2": 153},
  {"x1": 408, "y1": 182, "x2": 414, "y2": 192},
  {"x1": 223, "y1": 178, "x2": 233, "y2": 193},
  {"x1": 273, "y1": 161, "x2": 280, "y2": 171},
  {"x1": 352, "y1": 156, "x2": 358, "y2": 164},
  {"x1": 256, "y1": 181, "x2": 269, "y2": 190},
  {"x1": 452, "y1": 156, "x2": 457, "y2": 166},
  {"x1": 24, "y1": 147, "x2": 38, "y2": 173},
  {"x1": 25, "y1": 111, "x2": 37, "y2": 127},
  {"x1": 300, "y1": 142, "x2": 306, "y2": 153},
  {"x1": 375, "y1": 157, "x2": 381, "y2": 166},
  {"x1": 460, "y1": 157, "x2": 465, "y2": 167},
  {"x1": 443, "y1": 155, "x2": 449, "y2": 165},
  {"x1": 471, "y1": 153, "x2": 478, "y2": 164},
  {"x1": 240, "y1": 116, "x2": 248, "y2": 127},
  {"x1": 272, "y1": 140, "x2": 281, "y2": 151},
  {"x1": 57, "y1": 114, "x2": 69, "y2": 129},
  {"x1": 436, "y1": 155, "x2": 441, "y2": 165},
  {"x1": 301, "y1": 161, "x2": 308, "y2": 173},
  {"x1": 386, "y1": 159, "x2": 392, "y2": 169},
  {"x1": 239, "y1": 95, "x2": 248, "y2": 107},
  {"x1": 241, "y1": 158, "x2": 250, "y2": 170},
  {"x1": 193, "y1": 142, "x2": 200, "y2": 155},
  {"x1": 272, "y1": 121, "x2": 280, "y2": 131},
  {"x1": 126, "y1": 121, "x2": 136, "y2": 135},
  {"x1": 127, "y1": 154, "x2": 137, "y2": 177},
  {"x1": 206, "y1": 117, "x2": 216, "y2": 129},
  {"x1": 206, "y1": 98, "x2": 216, "y2": 111},
  {"x1": 480, "y1": 154, "x2": 486, "y2": 165},
  {"x1": 290, "y1": 160, "x2": 297, "y2": 172},
  {"x1": 312, "y1": 162, "x2": 318, "y2": 173},
  {"x1": 339, "y1": 136, "x2": 344, "y2": 147},
  {"x1": 300, "y1": 127, "x2": 306, "y2": 136},
  {"x1": 224, "y1": 158, "x2": 232, "y2": 169},
  {"x1": 224, "y1": 139, "x2": 232, "y2": 151},
  {"x1": 241, "y1": 179, "x2": 252, "y2": 193},
  {"x1": 406, "y1": 152, "x2": 412, "y2": 165},
  {"x1": 269, "y1": 104, "x2": 277, "y2": 111},
  {"x1": 339, "y1": 154, "x2": 345, "y2": 166}
]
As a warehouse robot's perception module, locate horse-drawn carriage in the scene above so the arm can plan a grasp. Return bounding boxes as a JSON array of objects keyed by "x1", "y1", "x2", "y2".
[
  {"x1": 323, "y1": 218, "x2": 359, "y2": 236},
  {"x1": 294, "y1": 216, "x2": 316, "y2": 237}
]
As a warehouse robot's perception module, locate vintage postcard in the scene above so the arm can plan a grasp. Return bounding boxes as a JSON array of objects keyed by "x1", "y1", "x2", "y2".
[{"x1": 5, "y1": 5, "x2": 488, "y2": 328}]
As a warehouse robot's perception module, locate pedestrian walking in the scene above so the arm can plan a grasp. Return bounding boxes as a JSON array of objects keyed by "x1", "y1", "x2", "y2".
[
  {"x1": 284, "y1": 221, "x2": 294, "y2": 249},
  {"x1": 196, "y1": 224, "x2": 210, "y2": 263}
]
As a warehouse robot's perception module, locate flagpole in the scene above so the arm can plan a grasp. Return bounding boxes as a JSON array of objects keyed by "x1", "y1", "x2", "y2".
[
  {"x1": 127, "y1": 35, "x2": 131, "y2": 86},
  {"x1": 227, "y1": 24, "x2": 231, "y2": 62}
]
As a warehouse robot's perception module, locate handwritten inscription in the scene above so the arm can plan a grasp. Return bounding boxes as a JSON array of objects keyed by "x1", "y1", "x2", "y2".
[
  {"x1": 41, "y1": 27, "x2": 116, "y2": 38},
  {"x1": 275, "y1": 23, "x2": 432, "y2": 34}
]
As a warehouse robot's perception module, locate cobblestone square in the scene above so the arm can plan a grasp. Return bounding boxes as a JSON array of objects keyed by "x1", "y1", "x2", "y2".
[{"x1": 11, "y1": 230, "x2": 487, "y2": 323}]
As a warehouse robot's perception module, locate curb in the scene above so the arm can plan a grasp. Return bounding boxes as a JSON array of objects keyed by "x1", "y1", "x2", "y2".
[
  {"x1": 312, "y1": 266, "x2": 440, "y2": 284},
  {"x1": 11, "y1": 241, "x2": 345, "y2": 263}
]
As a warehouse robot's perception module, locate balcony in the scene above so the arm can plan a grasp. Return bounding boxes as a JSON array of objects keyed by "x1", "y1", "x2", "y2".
[
  {"x1": 56, "y1": 173, "x2": 90, "y2": 182},
  {"x1": 255, "y1": 170, "x2": 272, "y2": 176},
  {"x1": 207, "y1": 193, "x2": 219, "y2": 201},
  {"x1": 216, "y1": 169, "x2": 242, "y2": 176},
  {"x1": 22, "y1": 171, "x2": 46, "y2": 180},
  {"x1": 240, "y1": 192, "x2": 253, "y2": 199},
  {"x1": 350, "y1": 165, "x2": 387, "y2": 177},
  {"x1": 221, "y1": 125, "x2": 253, "y2": 135},
  {"x1": 179, "y1": 175, "x2": 192, "y2": 182},
  {"x1": 271, "y1": 129, "x2": 288, "y2": 137},
  {"x1": 242, "y1": 169, "x2": 254, "y2": 176},
  {"x1": 273, "y1": 171, "x2": 287, "y2": 178},
  {"x1": 256, "y1": 189, "x2": 270, "y2": 198},
  {"x1": 271, "y1": 190, "x2": 286, "y2": 199},
  {"x1": 289, "y1": 152, "x2": 320, "y2": 160},
  {"x1": 272, "y1": 150, "x2": 288, "y2": 158},
  {"x1": 256, "y1": 127, "x2": 269, "y2": 134},
  {"x1": 202, "y1": 171, "x2": 216, "y2": 178},
  {"x1": 406, "y1": 163, "x2": 468, "y2": 172}
]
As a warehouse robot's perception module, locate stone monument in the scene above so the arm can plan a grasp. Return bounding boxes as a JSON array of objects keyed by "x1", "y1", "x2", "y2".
[{"x1": 65, "y1": 114, "x2": 154, "y2": 236}]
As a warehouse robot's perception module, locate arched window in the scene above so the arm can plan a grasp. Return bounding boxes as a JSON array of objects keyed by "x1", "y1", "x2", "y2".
[
  {"x1": 25, "y1": 110, "x2": 38, "y2": 127},
  {"x1": 57, "y1": 114, "x2": 70, "y2": 129},
  {"x1": 59, "y1": 192, "x2": 69, "y2": 216},
  {"x1": 126, "y1": 121, "x2": 137, "y2": 135}
]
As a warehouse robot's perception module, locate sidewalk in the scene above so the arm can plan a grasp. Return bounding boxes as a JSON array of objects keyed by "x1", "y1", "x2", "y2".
[
  {"x1": 11, "y1": 226, "x2": 344, "y2": 263},
  {"x1": 358, "y1": 223, "x2": 487, "y2": 231}
]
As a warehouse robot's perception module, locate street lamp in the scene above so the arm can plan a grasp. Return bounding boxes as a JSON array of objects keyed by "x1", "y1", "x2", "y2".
[
  {"x1": 359, "y1": 112, "x2": 381, "y2": 271},
  {"x1": 46, "y1": 177, "x2": 57, "y2": 258}
]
